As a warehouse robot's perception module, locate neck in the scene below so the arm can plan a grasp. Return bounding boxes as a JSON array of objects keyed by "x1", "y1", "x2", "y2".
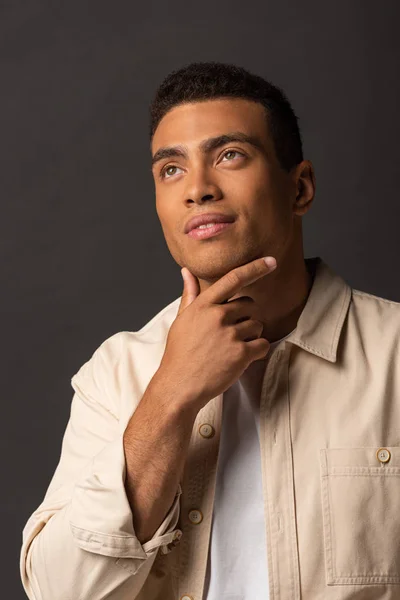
[
  {"x1": 261, "y1": 258, "x2": 313, "y2": 343},
  {"x1": 230, "y1": 253, "x2": 313, "y2": 345}
]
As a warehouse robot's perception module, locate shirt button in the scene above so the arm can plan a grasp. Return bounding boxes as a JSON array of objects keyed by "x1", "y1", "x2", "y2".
[
  {"x1": 180, "y1": 595, "x2": 194, "y2": 600},
  {"x1": 376, "y1": 447, "x2": 391, "y2": 463},
  {"x1": 160, "y1": 529, "x2": 183, "y2": 555},
  {"x1": 171, "y1": 529, "x2": 182, "y2": 545},
  {"x1": 199, "y1": 423, "x2": 215, "y2": 438},
  {"x1": 188, "y1": 509, "x2": 203, "y2": 524}
]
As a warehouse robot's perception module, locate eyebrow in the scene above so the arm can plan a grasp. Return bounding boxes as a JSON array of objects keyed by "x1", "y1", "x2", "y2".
[{"x1": 151, "y1": 131, "x2": 265, "y2": 169}]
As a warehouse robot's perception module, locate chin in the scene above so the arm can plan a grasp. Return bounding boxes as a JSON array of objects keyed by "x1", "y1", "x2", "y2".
[
  {"x1": 190, "y1": 267, "x2": 228, "y2": 283},
  {"x1": 183, "y1": 246, "x2": 262, "y2": 279}
]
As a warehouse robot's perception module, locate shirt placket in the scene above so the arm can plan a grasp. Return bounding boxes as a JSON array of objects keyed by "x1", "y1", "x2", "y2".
[
  {"x1": 175, "y1": 393, "x2": 223, "y2": 600},
  {"x1": 260, "y1": 344, "x2": 301, "y2": 600}
]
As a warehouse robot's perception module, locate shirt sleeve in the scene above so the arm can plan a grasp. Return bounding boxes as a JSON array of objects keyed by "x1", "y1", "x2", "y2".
[{"x1": 20, "y1": 335, "x2": 182, "y2": 600}]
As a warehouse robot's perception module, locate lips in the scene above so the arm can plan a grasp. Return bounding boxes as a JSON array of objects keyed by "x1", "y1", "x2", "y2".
[{"x1": 184, "y1": 212, "x2": 236, "y2": 234}]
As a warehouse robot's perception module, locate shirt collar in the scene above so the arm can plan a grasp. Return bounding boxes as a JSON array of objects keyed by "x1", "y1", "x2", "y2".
[{"x1": 286, "y1": 257, "x2": 352, "y2": 363}]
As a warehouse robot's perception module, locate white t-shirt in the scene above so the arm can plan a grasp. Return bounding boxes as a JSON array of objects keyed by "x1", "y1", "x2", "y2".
[{"x1": 203, "y1": 329, "x2": 295, "y2": 600}]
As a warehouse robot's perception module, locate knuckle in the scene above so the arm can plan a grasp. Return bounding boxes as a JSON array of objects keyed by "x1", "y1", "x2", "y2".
[
  {"x1": 235, "y1": 342, "x2": 247, "y2": 361},
  {"x1": 224, "y1": 271, "x2": 241, "y2": 288},
  {"x1": 212, "y1": 304, "x2": 226, "y2": 324},
  {"x1": 247, "y1": 319, "x2": 261, "y2": 337},
  {"x1": 227, "y1": 326, "x2": 238, "y2": 344}
]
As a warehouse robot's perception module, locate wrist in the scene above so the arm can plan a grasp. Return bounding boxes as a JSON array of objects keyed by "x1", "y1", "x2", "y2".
[{"x1": 150, "y1": 367, "x2": 200, "y2": 421}]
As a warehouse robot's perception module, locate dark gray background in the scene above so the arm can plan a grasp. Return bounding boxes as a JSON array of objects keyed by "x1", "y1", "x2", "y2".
[{"x1": 2, "y1": 1, "x2": 399, "y2": 597}]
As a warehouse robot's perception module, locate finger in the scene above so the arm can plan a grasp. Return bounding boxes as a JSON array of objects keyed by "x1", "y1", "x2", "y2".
[
  {"x1": 245, "y1": 336, "x2": 271, "y2": 359},
  {"x1": 203, "y1": 257, "x2": 277, "y2": 306},
  {"x1": 235, "y1": 318, "x2": 264, "y2": 340},
  {"x1": 177, "y1": 267, "x2": 201, "y2": 315}
]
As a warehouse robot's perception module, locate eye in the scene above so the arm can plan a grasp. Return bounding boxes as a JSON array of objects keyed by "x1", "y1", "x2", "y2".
[
  {"x1": 160, "y1": 165, "x2": 184, "y2": 180},
  {"x1": 159, "y1": 149, "x2": 245, "y2": 180},
  {"x1": 220, "y1": 149, "x2": 245, "y2": 162}
]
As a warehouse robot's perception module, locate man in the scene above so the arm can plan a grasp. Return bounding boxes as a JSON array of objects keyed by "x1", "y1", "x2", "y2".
[{"x1": 20, "y1": 62, "x2": 400, "y2": 600}]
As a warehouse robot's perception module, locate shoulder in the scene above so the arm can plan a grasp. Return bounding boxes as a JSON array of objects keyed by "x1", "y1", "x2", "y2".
[
  {"x1": 351, "y1": 287, "x2": 400, "y2": 316},
  {"x1": 348, "y1": 287, "x2": 400, "y2": 340},
  {"x1": 70, "y1": 296, "x2": 181, "y2": 415}
]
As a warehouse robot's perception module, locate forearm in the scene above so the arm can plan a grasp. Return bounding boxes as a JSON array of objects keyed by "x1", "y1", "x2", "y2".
[
  {"x1": 123, "y1": 371, "x2": 197, "y2": 544},
  {"x1": 21, "y1": 430, "x2": 181, "y2": 600}
]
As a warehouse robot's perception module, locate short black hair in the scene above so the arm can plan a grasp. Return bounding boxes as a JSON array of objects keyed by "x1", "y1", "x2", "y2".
[{"x1": 149, "y1": 61, "x2": 303, "y2": 172}]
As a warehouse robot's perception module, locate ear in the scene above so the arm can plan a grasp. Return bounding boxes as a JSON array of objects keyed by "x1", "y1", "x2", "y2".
[{"x1": 292, "y1": 160, "x2": 316, "y2": 216}]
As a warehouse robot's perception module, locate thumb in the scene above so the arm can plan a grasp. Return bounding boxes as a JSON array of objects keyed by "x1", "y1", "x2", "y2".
[{"x1": 178, "y1": 267, "x2": 201, "y2": 315}]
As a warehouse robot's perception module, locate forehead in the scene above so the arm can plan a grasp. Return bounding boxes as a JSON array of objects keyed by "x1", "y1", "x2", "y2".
[{"x1": 151, "y1": 98, "x2": 271, "y2": 153}]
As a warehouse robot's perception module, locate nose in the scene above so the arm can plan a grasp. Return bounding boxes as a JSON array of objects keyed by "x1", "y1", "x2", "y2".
[{"x1": 184, "y1": 167, "x2": 223, "y2": 205}]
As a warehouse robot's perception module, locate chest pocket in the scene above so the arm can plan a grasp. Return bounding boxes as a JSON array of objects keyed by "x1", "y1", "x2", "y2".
[{"x1": 319, "y1": 446, "x2": 400, "y2": 585}]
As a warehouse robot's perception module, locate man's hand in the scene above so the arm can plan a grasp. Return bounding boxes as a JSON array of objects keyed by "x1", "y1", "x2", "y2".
[{"x1": 156, "y1": 256, "x2": 277, "y2": 414}]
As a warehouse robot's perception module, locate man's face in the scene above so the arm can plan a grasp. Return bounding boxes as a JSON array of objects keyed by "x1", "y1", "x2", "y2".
[{"x1": 151, "y1": 98, "x2": 299, "y2": 282}]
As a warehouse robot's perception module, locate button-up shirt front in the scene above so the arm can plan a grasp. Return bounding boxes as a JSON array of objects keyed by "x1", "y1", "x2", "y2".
[
  {"x1": 20, "y1": 257, "x2": 400, "y2": 600},
  {"x1": 203, "y1": 330, "x2": 294, "y2": 599}
]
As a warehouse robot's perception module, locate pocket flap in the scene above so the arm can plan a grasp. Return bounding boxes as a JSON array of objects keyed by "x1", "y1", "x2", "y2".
[{"x1": 320, "y1": 446, "x2": 400, "y2": 476}]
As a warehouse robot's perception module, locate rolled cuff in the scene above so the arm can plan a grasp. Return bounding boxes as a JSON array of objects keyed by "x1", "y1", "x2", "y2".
[{"x1": 69, "y1": 432, "x2": 182, "y2": 560}]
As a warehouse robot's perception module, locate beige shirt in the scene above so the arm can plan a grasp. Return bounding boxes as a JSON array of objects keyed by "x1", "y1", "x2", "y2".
[
  {"x1": 203, "y1": 329, "x2": 295, "y2": 598},
  {"x1": 20, "y1": 257, "x2": 400, "y2": 600}
]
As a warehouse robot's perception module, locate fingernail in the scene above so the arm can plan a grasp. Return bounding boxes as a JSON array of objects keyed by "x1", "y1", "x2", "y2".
[{"x1": 263, "y1": 257, "x2": 277, "y2": 269}]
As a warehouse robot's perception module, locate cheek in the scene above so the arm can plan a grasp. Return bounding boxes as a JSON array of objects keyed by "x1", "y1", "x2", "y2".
[
  {"x1": 250, "y1": 186, "x2": 292, "y2": 242},
  {"x1": 156, "y1": 200, "x2": 183, "y2": 252},
  {"x1": 156, "y1": 194, "x2": 175, "y2": 230}
]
